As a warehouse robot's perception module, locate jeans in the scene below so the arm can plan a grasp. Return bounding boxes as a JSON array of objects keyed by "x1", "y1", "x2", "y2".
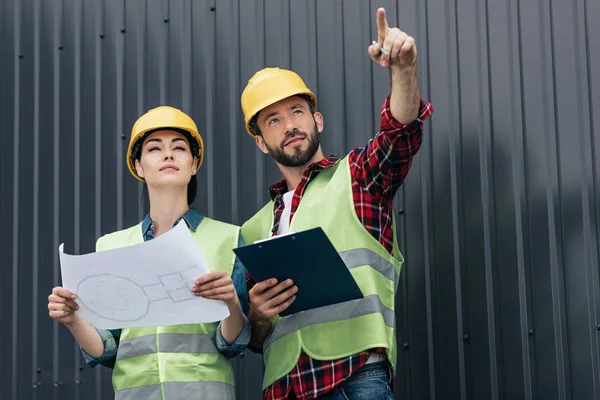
[{"x1": 319, "y1": 362, "x2": 394, "y2": 399}]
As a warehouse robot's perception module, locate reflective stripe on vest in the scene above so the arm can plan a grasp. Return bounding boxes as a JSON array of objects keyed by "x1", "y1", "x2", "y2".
[
  {"x1": 264, "y1": 294, "x2": 394, "y2": 350},
  {"x1": 114, "y1": 381, "x2": 236, "y2": 400},
  {"x1": 116, "y1": 334, "x2": 218, "y2": 361},
  {"x1": 339, "y1": 248, "x2": 399, "y2": 290}
]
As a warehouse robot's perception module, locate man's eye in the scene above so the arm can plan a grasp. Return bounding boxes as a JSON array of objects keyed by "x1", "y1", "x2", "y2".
[
  {"x1": 268, "y1": 118, "x2": 279, "y2": 125},
  {"x1": 294, "y1": 110, "x2": 303, "y2": 114}
]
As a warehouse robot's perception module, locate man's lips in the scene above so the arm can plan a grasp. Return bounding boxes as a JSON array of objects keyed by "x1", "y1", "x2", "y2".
[{"x1": 285, "y1": 137, "x2": 305, "y2": 147}]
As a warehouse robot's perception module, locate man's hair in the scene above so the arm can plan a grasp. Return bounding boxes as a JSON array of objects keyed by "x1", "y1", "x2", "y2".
[{"x1": 249, "y1": 94, "x2": 316, "y2": 137}]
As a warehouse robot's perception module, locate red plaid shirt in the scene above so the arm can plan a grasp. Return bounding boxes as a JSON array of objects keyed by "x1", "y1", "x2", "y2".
[{"x1": 251, "y1": 96, "x2": 434, "y2": 400}]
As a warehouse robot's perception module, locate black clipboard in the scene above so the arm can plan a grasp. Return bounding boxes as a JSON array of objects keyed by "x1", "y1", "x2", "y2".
[{"x1": 233, "y1": 228, "x2": 364, "y2": 316}]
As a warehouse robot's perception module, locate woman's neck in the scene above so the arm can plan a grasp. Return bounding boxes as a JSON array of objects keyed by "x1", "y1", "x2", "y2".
[{"x1": 147, "y1": 186, "x2": 189, "y2": 237}]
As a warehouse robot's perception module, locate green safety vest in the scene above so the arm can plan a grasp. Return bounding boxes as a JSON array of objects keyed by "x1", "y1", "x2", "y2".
[
  {"x1": 241, "y1": 156, "x2": 403, "y2": 390},
  {"x1": 96, "y1": 217, "x2": 240, "y2": 400}
]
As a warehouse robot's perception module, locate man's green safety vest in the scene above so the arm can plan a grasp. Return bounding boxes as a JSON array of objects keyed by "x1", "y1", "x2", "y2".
[
  {"x1": 241, "y1": 156, "x2": 403, "y2": 389},
  {"x1": 96, "y1": 217, "x2": 240, "y2": 400}
]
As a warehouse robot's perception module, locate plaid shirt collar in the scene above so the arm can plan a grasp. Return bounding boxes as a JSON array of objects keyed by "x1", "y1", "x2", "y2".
[{"x1": 268, "y1": 155, "x2": 341, "y2": 201}]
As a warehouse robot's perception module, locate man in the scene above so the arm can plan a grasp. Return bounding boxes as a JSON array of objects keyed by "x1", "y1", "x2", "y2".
[{"x1": 240, "y1": 8, "x2": 434, "y2": 400}]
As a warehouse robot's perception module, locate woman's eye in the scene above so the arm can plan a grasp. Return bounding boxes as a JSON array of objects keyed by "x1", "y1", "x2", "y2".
[{"x1": 148, "y1": 146, "x2": 160, "y2": 151}]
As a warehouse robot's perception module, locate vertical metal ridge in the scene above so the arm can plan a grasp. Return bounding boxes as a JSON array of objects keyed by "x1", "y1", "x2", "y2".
[
  {"x1": 420, "y1": 123, "x2": 436, "y2": 400},
  {"x1": 449, "y1": 0, "x2": 467, "y2": 395},
  {"x1": 137, "y1": 0, "x2": 146, "y2": 220},
  {"x1": 51, "y1": 0, "x2": 61, "y2": 392},
  {"x1": 339, "y1": 0, "x2": 347, "y2": 153},
  {"x1": 255, "y1": 0, "x2": 266, "y2": 210},
  {"x1": 367, "y1": 0, "x2": 374, "y2": 133},
  {"x1": 182, "y1": 0, "x2": 191, "y2": 112},
  {"x1": 206, "y1": 0, "x2": 215, "y2": 217},
  {"x1": 287, "y1": 0, "x2": 292, "y2": 68},
  {"x1": 421, "y1": 0, "x2": 435, "y2": 397},
  {"x1": 11, "y1": 0, "x2": 21, "y2": 397},
  {"x1": 574, "y1": 0, "x2": 600, "y2": 396},
  {"x1": 94, "y1": 3, "x2": 106, "y2": 396},
  {"x1": 308, "y1": 0, "x2": 317, "y2": 107},
  {"x1": 73, "y1": 0, "x2": 82, "y2": 253},
  {"x1": 229, "y1": 0, "x2": 240, "y2": 224},
  {"x1": 512, "y1": 0, "x2": 534, "y2": 397},
  {"x1": 541, "y1": 0, "x2": 567, "y2": 397},
  {"x1": 583, "y1": 0, "x2": 600, "y2": 391},
  {"x1": 31, "y1": 0, "x2": 41, "y2": 388},
  {"x1": 480, "y1": 0, "x2": 499, "y2": 396},
  {"x1": 95, "y1": 0, "x2": 103, "y2": 245},
  {"x1": 160, "y1": 0, "x2": 167, "y2": 104},
  {"x1": 116, "y1": 0, "x2": 125, "y2": 230}
]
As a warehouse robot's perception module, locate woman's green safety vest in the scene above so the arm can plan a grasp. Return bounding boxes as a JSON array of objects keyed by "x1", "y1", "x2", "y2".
[
  {"x1": 96, "y1": 217, "x2": 240, "y2": 400},
  {"x1": 241, "y1": 156, "x2": 403, "y2": 390}
]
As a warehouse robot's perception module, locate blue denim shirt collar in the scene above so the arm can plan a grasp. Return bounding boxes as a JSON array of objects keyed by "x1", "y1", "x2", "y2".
[{"x1": 141, "y1": 207, "x2": 204, "y2": 240}]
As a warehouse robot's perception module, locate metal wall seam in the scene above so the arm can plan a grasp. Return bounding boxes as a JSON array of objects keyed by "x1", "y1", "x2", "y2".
[
  {"x1": 73, "y1": 0, "x2": 84, "y2": 394},
  {"x1": 574, "y1": 0, "x2": 600, "y2": 395},
  {"x1": 11, "y1": 0, "x2": 21, "y2": 397},
  {"x1": 32, "y1": 0, "x2": 41, "y2": 391},
  {"x1": 136, "y1": 0, "x2": 146, "y2": 222},
  {"x1": 229, "y1": 0, "x2": 240, "y2": 225},
  {"x1": 479, "y1": 0, "x2": 499, "y2": 396},
  {"x1": 205, "y1": 0, "x2": 215, "y2": 218},
  {"x1": 542, "y1": 0, "x2": 568, "y2": 398},
  {"x1": 510, "y1": 0, "x2": 534, "y2": 396},
  {"x1": 448, "y1": 0, "x2": 467, "y2": 394},
  {"x1": 116, "y1": 0, "x2": 126, "y2": 232}
]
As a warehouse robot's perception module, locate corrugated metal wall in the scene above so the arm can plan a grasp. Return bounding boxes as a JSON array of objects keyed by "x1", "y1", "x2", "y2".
[{"x1": 1, "y1": 0, "x2": 599, "y2": 399}]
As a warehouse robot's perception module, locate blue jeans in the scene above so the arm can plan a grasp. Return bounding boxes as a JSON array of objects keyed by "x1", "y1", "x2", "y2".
[{"x1": 319, "y1": 362, "x2": 394, "y2": 399}]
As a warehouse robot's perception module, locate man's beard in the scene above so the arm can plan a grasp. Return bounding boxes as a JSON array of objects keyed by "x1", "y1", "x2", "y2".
[{"x1": 264, "y1": 124, "x2": 320, "y2": 167}]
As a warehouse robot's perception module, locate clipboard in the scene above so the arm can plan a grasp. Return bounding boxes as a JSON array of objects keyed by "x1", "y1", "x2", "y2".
[{"x1": 233, "y1": 227, "x2": 364, "y2": 316}]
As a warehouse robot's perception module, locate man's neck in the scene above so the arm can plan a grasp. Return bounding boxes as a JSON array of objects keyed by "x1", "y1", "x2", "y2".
[
  {"x1": 277, "y1": 149, "x2": 325, "y2": 191},
  {"x1": 147, "y1": 186, "x2": 189, "y2": 237}
]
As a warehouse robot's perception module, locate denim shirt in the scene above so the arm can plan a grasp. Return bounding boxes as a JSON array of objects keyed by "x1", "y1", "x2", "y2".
[{"x1": 81, "y1": 208, "x2": 251, "y2": 368}]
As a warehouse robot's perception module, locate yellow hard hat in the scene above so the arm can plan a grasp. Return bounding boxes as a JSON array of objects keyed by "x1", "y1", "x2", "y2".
[
  {"x1": 127, "y1": 106, "x2": 204, "y2": 182},
  {"x1": 241, "y1": 68, "x2": 316, "y2": 137}
]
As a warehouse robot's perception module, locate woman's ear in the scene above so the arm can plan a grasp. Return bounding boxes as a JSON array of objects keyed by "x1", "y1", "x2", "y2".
[
  {"x1": 135, "y1": 159, "x2": 144, "y2": 178},
  {"x1": 191, "y1": 157, "x2": 199, "y2": 175}
]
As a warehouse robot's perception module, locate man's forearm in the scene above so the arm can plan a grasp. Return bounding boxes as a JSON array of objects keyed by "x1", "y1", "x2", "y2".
[
  {"x1": 248, "y1": 317, "x2": 272, "y2": 352},
  {"x1": 389, "y1": 64, "x2": 421, "y2": 124}
]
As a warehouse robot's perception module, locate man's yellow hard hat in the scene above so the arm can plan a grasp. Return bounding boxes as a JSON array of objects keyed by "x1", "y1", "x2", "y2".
[
  {"x1": 241, "y1": 68, "x2": 316, "y2": 137},
  {"x1": 127, "y1": 106, "x2": 204, "y2": 182}
]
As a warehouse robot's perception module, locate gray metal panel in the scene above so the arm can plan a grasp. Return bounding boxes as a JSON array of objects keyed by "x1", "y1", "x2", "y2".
[{"x1": 2, "y1": 0, "x2": 600, "y2": 399}]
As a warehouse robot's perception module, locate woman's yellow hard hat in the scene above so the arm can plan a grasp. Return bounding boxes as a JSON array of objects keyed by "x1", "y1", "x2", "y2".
[{"x1": 127, "y1": 106, "x2": 204, "y2": 182}]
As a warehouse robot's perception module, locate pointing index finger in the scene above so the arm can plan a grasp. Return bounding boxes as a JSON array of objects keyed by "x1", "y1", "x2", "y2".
[{"x1": 377, "y1": 7, "x2": 389, "y2": 43}]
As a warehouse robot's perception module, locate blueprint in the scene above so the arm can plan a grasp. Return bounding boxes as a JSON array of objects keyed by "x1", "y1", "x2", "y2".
[{"x1": 59, "y1": 221, "x2": 230, "y2": 329}]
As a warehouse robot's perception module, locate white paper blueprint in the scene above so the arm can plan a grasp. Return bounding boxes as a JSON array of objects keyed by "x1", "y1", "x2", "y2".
[{"x1": 59, "y1": 221, "x2": 230, "y2": 329}]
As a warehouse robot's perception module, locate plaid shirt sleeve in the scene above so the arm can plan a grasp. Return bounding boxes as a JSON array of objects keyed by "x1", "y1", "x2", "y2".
[{"x1": 349, "y1": 97, "x2": 433, "y2": 203}]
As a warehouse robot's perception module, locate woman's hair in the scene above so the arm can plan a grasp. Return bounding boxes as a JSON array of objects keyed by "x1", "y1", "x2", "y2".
[
  {"x1": 187, "y1": 173, "x2": 198, "y2": 205},
  {"x1": 133, "y1": 128, "x2": 199, "y2": 206}
]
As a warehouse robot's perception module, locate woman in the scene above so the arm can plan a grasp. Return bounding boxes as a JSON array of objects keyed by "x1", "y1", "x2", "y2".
[{"x1": 47, "y1": 106, "x2": 250, "y2": 400}]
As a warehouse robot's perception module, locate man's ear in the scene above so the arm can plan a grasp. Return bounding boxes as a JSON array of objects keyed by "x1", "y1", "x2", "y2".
[
  {"x1": 135, "y1": 159, "x2": 145, "y2": 178},
  {"x1": 255, "y1": 135, "x2": 270, "y2": 154},
  {"x1": 313, "y1": 112, "x2": 324, "y2": 133}
]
